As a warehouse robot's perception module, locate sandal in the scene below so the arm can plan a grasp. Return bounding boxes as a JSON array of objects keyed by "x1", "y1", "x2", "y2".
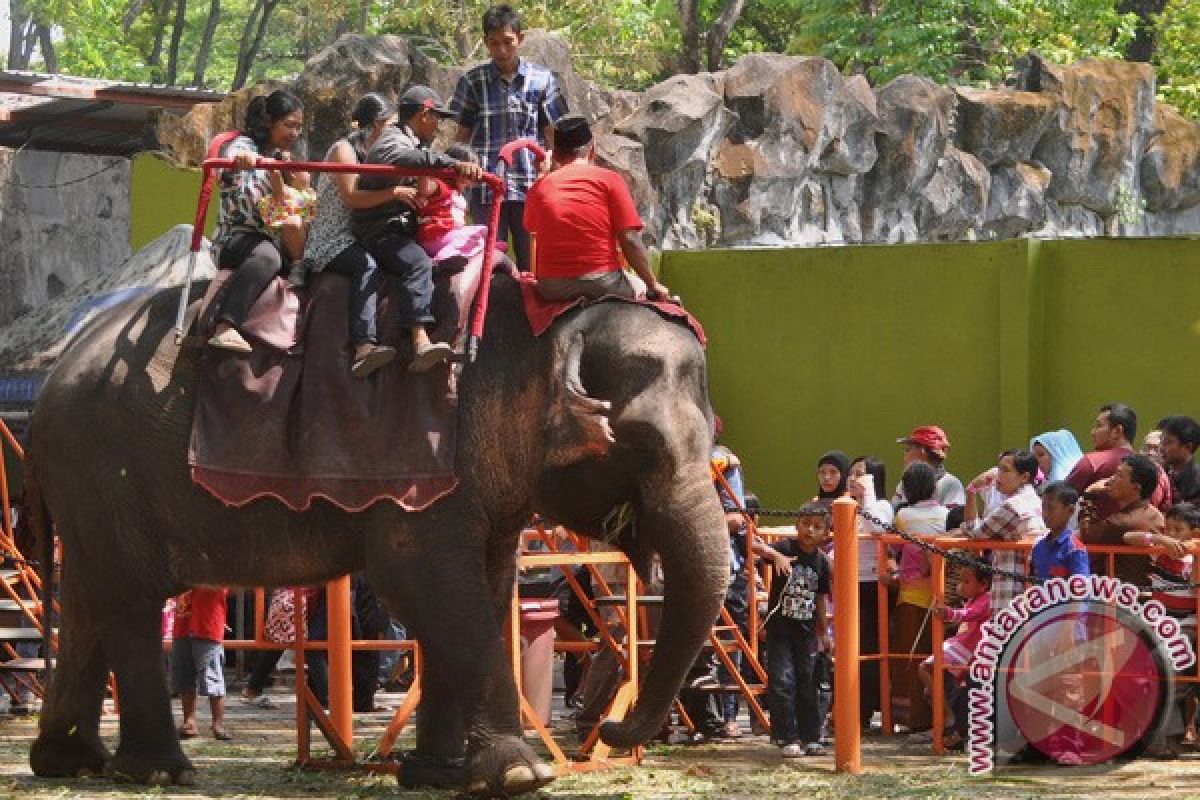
[
  {"x1": 211, "y1": 727, "x2": 233, "y2": 741},
  {"x1": 177, "y1": 724, "x2": 198, "y2": 739}
]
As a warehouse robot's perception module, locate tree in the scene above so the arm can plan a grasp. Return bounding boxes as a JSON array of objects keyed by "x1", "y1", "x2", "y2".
[
  {"x1": 1155, "y1": 0, "x2": 1200, "y2": 117},
  {"x1": 231, "y1": 0, "x2": 281, "y2": 90},
  {"x1": 164, "y1": 0, "x2": 188, "y2": 84},
  {"x1": 192, "y1": 0, "x2": 221, "y2": 86},
  {"x1": 1118, "y1": 0, "x2": 1167, "y2": 62},
  {"x1": 791, "y1": 0, "x2": 1138, "y2": 86},
  {"x1": 674, "y1": 0, "x2": 752, "y2": 73}
]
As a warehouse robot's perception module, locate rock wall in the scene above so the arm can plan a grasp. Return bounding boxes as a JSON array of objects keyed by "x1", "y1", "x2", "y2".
[
  {"x1": 154, "y1": 35, "x2": 1200, "y2": 249},
  {"x1": 0, "y1": 150, "x2": 131, "y2": 328}
]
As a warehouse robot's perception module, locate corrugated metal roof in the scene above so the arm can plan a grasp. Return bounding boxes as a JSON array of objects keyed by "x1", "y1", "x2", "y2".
[{"x1": 0, "y1": 70, "x2": 224, "y2": 156}]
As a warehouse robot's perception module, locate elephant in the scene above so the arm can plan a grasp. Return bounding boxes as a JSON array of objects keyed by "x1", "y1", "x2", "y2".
[{"x1": 23, "y1": 270, "x2": 729, "y2": 796}]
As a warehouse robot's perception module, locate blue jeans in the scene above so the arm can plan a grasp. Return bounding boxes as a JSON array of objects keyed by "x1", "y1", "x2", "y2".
[
  {"x1": 468, "y1": 197, "x2": 530, "y2": 272},
  {"x1": 766, "y1": 626, "x2": 820, "y2": 743}
]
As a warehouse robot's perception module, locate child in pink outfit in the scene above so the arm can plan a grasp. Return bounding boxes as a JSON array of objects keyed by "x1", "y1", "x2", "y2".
[
  {"x1": 416, "y1": 144, "x2": 494, "y2": 269},
  {"x1": 919, "y1": 564, "x2": 991, "y2": 692}
]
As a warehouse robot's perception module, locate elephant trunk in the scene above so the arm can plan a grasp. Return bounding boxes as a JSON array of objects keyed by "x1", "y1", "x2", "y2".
[{"x1": 599, "y1": 471, "x2": 729, "y2": 748}]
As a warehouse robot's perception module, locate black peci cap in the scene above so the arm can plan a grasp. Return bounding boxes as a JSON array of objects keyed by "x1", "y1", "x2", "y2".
[{"x1": 554, "y1": 115, "x2": 593, "y2": 152}]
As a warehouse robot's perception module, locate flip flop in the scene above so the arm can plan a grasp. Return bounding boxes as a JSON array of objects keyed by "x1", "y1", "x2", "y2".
[
  {"x1": 211, "y1": 728, "x2": 233, "y2": 741},
  {"x1": 177, "y1": 725, "x2": 198, "y2": 739},
  {"x1": 408, "y1": 342, "x2": 453, "y2": 373},
  {"x1": 351, "y1": 345, "x2": 397, "y2": 379}
]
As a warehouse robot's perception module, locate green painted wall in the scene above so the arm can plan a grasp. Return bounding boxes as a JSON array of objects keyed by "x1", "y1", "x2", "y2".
[
  {"x1": 129, "y1": 152, "x2": 218, "y2": 251},
  {"x1": 661, "y1": 237, "x2": 1200, "y2": 512}
]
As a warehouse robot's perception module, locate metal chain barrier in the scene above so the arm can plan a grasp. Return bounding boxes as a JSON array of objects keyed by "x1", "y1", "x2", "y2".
[{"x1": 750, "y1": 505, "x2": 1200, "y2": 592}]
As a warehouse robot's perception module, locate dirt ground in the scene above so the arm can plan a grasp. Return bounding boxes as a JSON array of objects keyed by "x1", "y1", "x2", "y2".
[{"x1": 4, "y1": 682, "x2": 1200, "y2": 800}]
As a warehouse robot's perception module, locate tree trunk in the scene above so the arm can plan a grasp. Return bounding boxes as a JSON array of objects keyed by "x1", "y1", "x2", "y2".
[
  {"x1": 232, "y1": 0, "x2": 278, "y2": 91},
  {"x1": 955, "y1": 5, "x2": 986, "y2": 80},
  {"x1": 192, "y1": 0, "x2": 220, "y2": 86},
  {"x1": 1118, "y1": 0, "x2": 1167, "y2": 62},
  {"x1": 164, "y1": 0, "x2": 187, "y2": 85},
  {"x1": 850, "y1": 0, "x2": 877, "y2": 76},
  {"x1": 704, "y1": 0, "x2": 747, "y2": 72},
  {"x1": 122, "y1": 0, "x2": 150, "y2": 33},
  {"x1": 677, "y1": 0, "x2": 701, "y2": 74},
  {"x1": 453, "y1": 0, "x2": 471, "y2": 59},
  {"x1": 146, "y1": 0, "x2": 172, "y2": 74},
  {"x1": 356, "y1": 0, "x2": 370, "y2": 34},
  {"x1": 7, "y1": 0, "x2": 31, "y2": 70},
  {"x1": 36, "y1": 24, "x2": 56, "y2": 72}
]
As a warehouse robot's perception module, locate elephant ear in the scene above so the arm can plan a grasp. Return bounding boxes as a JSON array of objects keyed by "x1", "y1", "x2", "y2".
[{"x1": 544, "y1": 331, "x2": 614, "y2": 468}]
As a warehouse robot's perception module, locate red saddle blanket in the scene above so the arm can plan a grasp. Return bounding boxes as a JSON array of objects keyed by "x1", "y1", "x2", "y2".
[
  {"x1": 516, "y1": 273, "x2": 707, "y2": 346},
  {"x1": 187, "y1": 254, "x2": 491, "y2": 513}
]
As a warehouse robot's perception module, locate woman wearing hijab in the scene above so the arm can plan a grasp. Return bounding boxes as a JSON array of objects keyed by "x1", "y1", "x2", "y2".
[
  {"x1": 1030, "y1": 429, "x2": 1084, "y2": 484},
  {"x1": 816, "y1": 451, "x2": 851, "y2": 501}
]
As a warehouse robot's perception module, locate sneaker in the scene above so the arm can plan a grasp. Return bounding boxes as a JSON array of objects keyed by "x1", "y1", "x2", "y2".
[
  {"x1": 208, "y1": 327, "x2": 253, "y2": 353},
  {"x1": 906, "y1": 729, "x2": 934, "y2": 744},
  {"x1": 408, "y1": 342, "x2": 453, "y2": 373},
  {"x1": 720, "y1": 720, "x2": 743, "y2": 739},
  {"x1": 804, "y1": 742, "x2": 826, "y2": 756},
  {"x1": 780, "y1": 743, "x2": 804, "y2": 759},
  {"x1": 351, "y1": 345, "x2": 397, "y2": 379}
]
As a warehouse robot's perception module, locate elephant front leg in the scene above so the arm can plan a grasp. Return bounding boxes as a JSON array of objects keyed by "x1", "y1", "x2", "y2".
[
  {"x1": 104, "y1": 599, "x2": 195, "y2": 784},
  {"x1": 460, "y1": 528, "x2": 554, "y2": 796}
]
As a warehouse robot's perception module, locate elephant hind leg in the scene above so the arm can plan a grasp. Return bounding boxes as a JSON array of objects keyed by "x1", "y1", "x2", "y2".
[
  {"x1": 30, "y1": 623, "x2": 110, "y2": 778},
  {"x1": 30, "y1": 562, "x2": 111, "y2": 779}
]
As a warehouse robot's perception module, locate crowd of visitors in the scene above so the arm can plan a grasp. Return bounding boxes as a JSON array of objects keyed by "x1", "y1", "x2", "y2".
[{"x1": 708, "y1": 401, "x2": 1200, "y2": 760}]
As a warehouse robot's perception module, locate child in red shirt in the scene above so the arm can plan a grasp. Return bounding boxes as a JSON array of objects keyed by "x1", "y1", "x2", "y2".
[
  {"x1": 171, "y1": 587, "x2": 232, "y2": 740},
  {"x1": 416, "y1": 144, "x2": 493, "y2": 272}
]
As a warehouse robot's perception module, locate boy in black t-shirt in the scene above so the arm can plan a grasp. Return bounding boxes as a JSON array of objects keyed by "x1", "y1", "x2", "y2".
[{"x1": 761, "y1": 502, "x2": 832, "y2": 757}]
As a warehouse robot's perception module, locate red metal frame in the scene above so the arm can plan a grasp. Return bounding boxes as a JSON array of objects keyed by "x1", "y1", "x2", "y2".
[{"x1": 178, "y1": 144, "x2": 508, "y2": 360}]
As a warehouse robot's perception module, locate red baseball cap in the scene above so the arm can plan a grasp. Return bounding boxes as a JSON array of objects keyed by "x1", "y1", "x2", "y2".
[{"x1": 897, "y1": 425, "x2": 950, "y2": 457}]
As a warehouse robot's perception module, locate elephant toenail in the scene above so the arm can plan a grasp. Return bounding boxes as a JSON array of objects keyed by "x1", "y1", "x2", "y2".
[
  {"x1": 502, "y1": 764, "x2": 535, "y2": 790},
  {"x1": 467, "y1": 779, "x2": 490, "y2": 795},
  {"x1": 147, "y1": 770, "x2": 172, "y2": 785},
  {"x1": 532, "y1": 762, "x2": 555, "y2": 782}
]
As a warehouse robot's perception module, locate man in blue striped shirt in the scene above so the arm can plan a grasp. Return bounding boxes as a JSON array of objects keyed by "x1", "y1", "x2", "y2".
[{"x1": 450, "y1": 4, "x2": 569, "y2": 271}]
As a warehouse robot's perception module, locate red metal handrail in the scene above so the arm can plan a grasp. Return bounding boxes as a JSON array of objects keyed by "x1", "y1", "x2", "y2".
[{"x1": 176, "y1": 150, "x2": 508, "y2": 362}]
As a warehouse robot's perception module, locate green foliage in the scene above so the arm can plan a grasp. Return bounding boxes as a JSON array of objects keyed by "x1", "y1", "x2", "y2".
[
  {"x1": 372, "y1": 0, "x2": 675, "y2": 88},
  {"x1": 1155, "y1": 0, "x2": 1200, "y2": 118},
  {"x1": 6, "y1": 0, "x2": 1196, "y2": 115},
  {"x1": 788, "y1": 0, "x2": 1138, "y2": 86}
]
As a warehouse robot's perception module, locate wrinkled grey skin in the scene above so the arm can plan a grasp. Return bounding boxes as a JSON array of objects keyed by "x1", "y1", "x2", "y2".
[{"x1": 25, "y1": 274, "x2": 728, "y2": 796}]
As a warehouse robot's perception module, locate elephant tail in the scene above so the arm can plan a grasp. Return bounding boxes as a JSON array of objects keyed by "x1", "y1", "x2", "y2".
[{"x1": 22, "y1": 458, "x2": 56, "y2": 658}]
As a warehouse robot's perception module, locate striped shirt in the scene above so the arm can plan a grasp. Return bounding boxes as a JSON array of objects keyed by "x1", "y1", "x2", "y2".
[
  {"x1": 961, "y1": 483, "x2": 1047, "y2": 616},
  {"x1": 215, "y1": 135, "x2": 272, "y2": 244},
  {"x1": 449, "y1": 59, "x2": 568, "y2": 204}
]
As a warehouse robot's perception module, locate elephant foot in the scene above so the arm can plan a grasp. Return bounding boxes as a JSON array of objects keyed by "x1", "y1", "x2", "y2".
[
  {"x1": 30, "y1": 727, "x2": 110, "y2": 779},
  {"x1": 106, "y1": 742, "x2": 194, "y2": 785},
  {"x1": 396, "y1": 751, "x2": 465, "y2": 789},
  {"x1": 465, "y1": 736, "x2": 555, "y2": 797}
]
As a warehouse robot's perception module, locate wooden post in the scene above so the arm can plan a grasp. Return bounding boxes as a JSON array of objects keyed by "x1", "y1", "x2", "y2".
[
  {"x1": 327, "y1": 575, "x2": 354, "y2": 751},
  {"x1": 832, "y1": 496, "x2": 861, "y2": 773}
]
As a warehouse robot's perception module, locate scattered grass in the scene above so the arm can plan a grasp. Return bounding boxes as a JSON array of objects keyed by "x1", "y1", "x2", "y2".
[{"x1": 4, "y1": 697, "x2": 1200, "y2": 799}]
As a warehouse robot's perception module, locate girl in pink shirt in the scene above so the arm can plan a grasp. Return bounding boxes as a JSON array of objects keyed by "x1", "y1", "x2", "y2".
[{"x1": 919, "y1": 564, "x2": 992, "y2": 692}]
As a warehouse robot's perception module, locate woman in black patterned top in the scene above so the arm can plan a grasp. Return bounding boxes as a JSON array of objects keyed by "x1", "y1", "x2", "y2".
[{"x1": 208, "y1": 90, "x2": 306, "y2": 353}]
